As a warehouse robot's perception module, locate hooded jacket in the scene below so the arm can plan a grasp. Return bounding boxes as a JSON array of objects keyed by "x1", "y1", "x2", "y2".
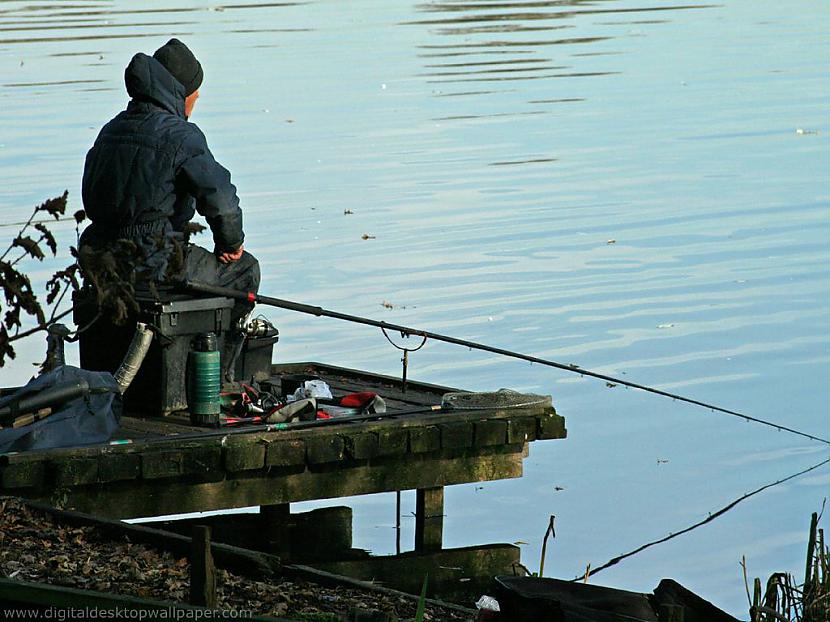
[{"x1": 81, "y1": 53, "x2": 244, "y2": 278}]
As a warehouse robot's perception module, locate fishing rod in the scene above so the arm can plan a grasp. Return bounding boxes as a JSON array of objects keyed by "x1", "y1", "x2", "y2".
[
  {"x1": 575, "y1": 453, "x2": 830, "y2": 581},
  {"x1": 184, "y1": 280, "x2": 830, "y2": 447}
]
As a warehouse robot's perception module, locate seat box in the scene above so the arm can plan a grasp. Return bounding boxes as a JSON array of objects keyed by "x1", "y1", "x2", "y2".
[{"x1": 74, "y1": 291, "x2": 234, "y2": 416}]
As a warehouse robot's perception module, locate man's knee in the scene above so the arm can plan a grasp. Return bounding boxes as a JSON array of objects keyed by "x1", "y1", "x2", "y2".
[
  {"x1": 216, "y1": 250, "x2": 259, "y2": 294},
  {"x1": 237, "y1": 250, "x2": 260, "y2": 293}
]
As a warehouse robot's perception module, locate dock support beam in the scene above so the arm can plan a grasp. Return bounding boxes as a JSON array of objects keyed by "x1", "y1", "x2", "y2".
[
  {"x1": 189, "y1": 525, "x2": 216, "y2": 608},
  {"x1": 261, "y1": 503, "x2": 291, "y2": 556},
  {"x1": 414, "y1": 487, "x2": 444, "y2": 552}
]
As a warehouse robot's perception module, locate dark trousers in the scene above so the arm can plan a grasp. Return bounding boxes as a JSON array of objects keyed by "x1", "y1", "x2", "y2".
[
  {"x1": 184, "y1": 245, "x2": 261, "y2": 382},
  {"x1": 184, "y1": 244, "x2": 261, "y2": 326}
]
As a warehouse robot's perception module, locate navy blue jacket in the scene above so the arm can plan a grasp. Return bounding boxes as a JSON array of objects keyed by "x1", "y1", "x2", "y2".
[{"x1": 81, "y1": 53, "x2": 244, "y2": 278}]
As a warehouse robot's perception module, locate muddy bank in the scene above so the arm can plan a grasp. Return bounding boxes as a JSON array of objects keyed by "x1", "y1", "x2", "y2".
[{"x1": 0, "y1": 497, "x2": 475, "y2": 621}]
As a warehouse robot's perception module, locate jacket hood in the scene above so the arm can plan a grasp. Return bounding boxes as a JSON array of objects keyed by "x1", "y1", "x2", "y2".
[{"x1": 124, "y1": 53, "x2": 186, "y2": 117}]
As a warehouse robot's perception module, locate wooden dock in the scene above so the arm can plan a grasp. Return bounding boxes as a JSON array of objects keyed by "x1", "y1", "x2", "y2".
[{"x1": 0, "y1": 362, "x2": 565, "y2": 552}]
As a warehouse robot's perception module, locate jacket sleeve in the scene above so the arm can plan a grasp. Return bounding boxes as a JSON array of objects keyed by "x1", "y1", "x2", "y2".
[{"x1": 177, "y1": 125, "x2": 244, "y2": 252}]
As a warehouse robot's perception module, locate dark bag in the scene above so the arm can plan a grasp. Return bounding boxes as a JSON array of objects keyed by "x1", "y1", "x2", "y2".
[{"x1": 0, "y1": 366, "x2": 121, "y2": 453}]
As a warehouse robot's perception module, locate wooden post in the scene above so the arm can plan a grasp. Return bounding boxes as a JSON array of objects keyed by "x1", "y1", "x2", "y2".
[
  {"x1": 349, "y1": 609, "x2": 395, "y2": 622},
  {"x1": 261, "y1": 503, "x2": 291, "y2": 556},
  {"x1": 395, "y1": 491, "x2": 402, "y2": 555},
  {"x1": 658, "y1": 604, "x2": 684, "y2": 622},
  {"x1": 414, "y1": 487, "x2": 444, "y2": 552},
  {"x1": 190, "y1": 525, "x2": 216, "y2": 608}
]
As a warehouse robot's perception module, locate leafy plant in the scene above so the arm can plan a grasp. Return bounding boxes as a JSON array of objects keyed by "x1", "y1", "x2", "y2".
[
  {"x1": 0, "y1": 192, "x2": 190, "y2": 370},
  {"x1": 0, "y1": 192, "x2": 83, "y2": 366}
]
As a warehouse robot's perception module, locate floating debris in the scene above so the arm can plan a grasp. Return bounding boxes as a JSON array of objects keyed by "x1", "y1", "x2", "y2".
[
  {"x1": 657, "y1": 458, "x2": 670, "y2": 465},
  {"x1": 657, "y1": 323, "x2": 675, "y2": 329},
  {"x1": 606, "y1": 382, "x2": 617, "y2": 388},
  {"x1": 606, "y1": 239, "x2": 616, "y2": 245},
  {"x1": 796, "y1": 128, "x2": 818, "y2": 135},
  {"x1": 361, "y1": 233, "x2": 376, "y2": 240},
  {"x1": 344, "y1": 209, "x2": 354, "y2": 215}
]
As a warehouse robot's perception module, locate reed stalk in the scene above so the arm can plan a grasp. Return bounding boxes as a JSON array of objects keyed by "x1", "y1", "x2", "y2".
[{"x1": 750, "y1": 511, "x2": 830, "y2": 621}]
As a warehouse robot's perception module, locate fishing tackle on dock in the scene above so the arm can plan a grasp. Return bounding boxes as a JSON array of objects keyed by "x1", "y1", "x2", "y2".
[{"x1": 184, "y1": 280, "x2": 830, "y2": 447}]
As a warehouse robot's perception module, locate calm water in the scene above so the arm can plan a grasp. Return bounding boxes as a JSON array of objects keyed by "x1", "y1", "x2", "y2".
[{"x1": 2, "y1": 0, "x2": 829, "y2": 615}]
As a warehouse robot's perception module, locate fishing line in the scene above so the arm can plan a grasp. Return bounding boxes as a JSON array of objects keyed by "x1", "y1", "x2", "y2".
[
  {"x1": 0, "y1": 217, "x2": 75, "y2": 229},
  {"x1": 573, "y1": 454, "x2": 830, "y2": 581},
  {"x1": 185, "y1": 280, "x2": 830, "y2": 447}
]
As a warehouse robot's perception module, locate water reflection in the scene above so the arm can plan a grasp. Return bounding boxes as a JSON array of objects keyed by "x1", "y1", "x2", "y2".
[
  {"x1": 2, "y1": 79, "x2": 105, "y2": 88},
  {"x1": 0, "y1": 1, "x2": 307, "y2": 47},
  {"x1": 0, "y1": 32, "x2": 196, "y2": 46},
  {"x1": 0, "y1": 22, "x2": 197, "y2": 33},
  {"x1": 411, "y1": 0, "x2": 717, "y2": 88},
  {"x1": 0, "y1": 3, "x2": 305, "y2": 18}
]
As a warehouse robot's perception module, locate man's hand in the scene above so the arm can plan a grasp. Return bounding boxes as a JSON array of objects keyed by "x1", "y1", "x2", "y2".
[{"x1": 217, "y1": 245, "x2": 244, "y2": 264}]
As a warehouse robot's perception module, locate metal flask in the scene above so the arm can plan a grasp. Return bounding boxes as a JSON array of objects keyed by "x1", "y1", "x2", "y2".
[{"x1": 189, "y1": 332, "x2": 221, "y2": 426}]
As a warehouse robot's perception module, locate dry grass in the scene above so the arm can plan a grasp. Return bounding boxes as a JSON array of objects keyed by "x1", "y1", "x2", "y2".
[{"x1": 749, "y1": 511, "x2": 830, "y2": 622}]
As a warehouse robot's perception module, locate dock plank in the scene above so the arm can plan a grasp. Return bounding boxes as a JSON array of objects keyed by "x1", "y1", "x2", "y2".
[
  {"x1": 53, "y1": 445, "x2": 526, "y2": 519},
  {"x1": 306, "y1": 435, "x2": 346, "y2": 465},
  {"x1": 1, "y1": 362, "x2": 565, "y2": 520},
  {"x1": 265, "y1": 439, "x2": 306, "y2": 468},
  {"x1": 1, "y1": 461, "x2": 45, "y2": 489}
]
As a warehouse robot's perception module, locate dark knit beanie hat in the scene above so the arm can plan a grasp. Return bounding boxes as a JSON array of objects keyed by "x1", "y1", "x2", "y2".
[{"x1": 153, "y1": 38, "x2": 203, "y2": 96}]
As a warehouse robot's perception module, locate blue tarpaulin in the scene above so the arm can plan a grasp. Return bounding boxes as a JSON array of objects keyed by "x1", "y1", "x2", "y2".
[{"x1": 0, "y1": 365, "x2": 121, "y2": 453}]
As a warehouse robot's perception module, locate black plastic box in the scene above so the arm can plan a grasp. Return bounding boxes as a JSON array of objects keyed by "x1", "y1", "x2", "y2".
[
  {"x1": 235, "y1": 335, "x2": 278, "y2": 383},
  {"x1": 74, "y1": 290, "x2": 234, "y2": 416}
]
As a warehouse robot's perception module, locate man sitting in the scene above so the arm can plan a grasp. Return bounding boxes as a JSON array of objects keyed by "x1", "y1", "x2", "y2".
[{"x1": 79, "y1": 38, "x2": 260, "y2": 382}]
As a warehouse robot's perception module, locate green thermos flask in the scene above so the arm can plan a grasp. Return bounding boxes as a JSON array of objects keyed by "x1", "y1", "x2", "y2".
[{"x1": 189, "y1": 332, "x2": 221, "y2": 426}]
